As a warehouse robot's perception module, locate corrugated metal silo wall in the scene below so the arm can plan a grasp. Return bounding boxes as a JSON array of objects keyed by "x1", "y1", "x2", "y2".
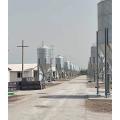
[
  {"x1": 56, "y1": 57, "x2": 64, "y2": 71},
  {"x1": 37, "y1": 47, "x2": 51, "y2": 65},
  {"x1": 98, "y1": 0, "x2": 112, "y2": 44},
  {"x1": 97, "y1": 0, "x2": 112, "y2": 78},
  {"x1": 91, "y1": 46, "x2": 97, "y2": 64},
  {"x1": 97, "y1": 0, "x2": 112, "y2": 64}
]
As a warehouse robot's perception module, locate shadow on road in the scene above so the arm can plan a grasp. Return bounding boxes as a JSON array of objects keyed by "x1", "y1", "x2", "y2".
[
  {"x1": 39, "y1": 95, "x2": 101, "y2": 99},
  {"x1": 37, "y1": 92, "x2": 47, "y2": 94},
  {"x1": 34, "y1": 105, "x2": 51, "y2": 108},
  {"x1": 69, "y1": 81, "x2": 87, "y2": 84}
]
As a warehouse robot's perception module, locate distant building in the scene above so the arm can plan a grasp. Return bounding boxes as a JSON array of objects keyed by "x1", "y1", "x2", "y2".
[
  {"x1": 8, "y1": 64, "x2": 38, "y2": 82},
  {"x1": 8, "y1": 64, "x2": 56, "y2": 82}
]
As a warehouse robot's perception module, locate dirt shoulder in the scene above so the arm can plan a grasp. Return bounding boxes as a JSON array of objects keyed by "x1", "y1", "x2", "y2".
[
  {"x1": 85, "y1": 99, "x2": 112, "y2": 113},
  {"x1": 87, "y1": 81, "x2": 112, "y2": 89}
]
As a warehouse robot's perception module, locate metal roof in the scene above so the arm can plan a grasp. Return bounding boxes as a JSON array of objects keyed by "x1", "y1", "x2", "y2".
[
  {"x1": 8, "y1": 64, "x2": 37, "y2": 71},
  {"x1": 8, "y1": 64, "x2": 56, "y2": 72}
]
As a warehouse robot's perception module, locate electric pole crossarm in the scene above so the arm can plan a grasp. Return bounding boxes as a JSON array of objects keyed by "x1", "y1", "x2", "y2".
[{"x1": 17, "y1": 46, "x2": 29, "y2": 47}]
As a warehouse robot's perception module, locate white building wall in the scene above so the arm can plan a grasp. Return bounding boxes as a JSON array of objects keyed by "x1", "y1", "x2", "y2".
[
  {"x1": 24, "y1": 71, "x2": 32, "y2": 77},
  {"x1": 10, "y1": 72, "x2": 21, "y2": 82},
  {"x1": 8, "y1": 71, "x2": 10, "y2": 82},
  {"x1": 9, "y1": 71, "x2": 33, "y2": 82}
]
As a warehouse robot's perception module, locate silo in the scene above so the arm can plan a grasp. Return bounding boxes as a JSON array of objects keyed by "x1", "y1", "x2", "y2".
[
  {"x1": 64, "y1": 61, "x2": 71, "y2": 78},
  {"x1": 91, "y1": 46, "x2": 97, "y2": 64},
  {"x1": 74, "y1": 65, "x2": 79, "y2": 76},
  {"x1": 37, "y1": 45, "x2": 51, "y2": 81},
  {"x1": 97, "y1": 0, "x2": 112, "y2": 82},
  {"x1": 88, "y1": 57, "x2": 93, "y2": 77},
  {"x1": 73, "y1": 64, "x2": 78, "y2": 77},
  {"x1": 98, "y1": 0, "x2": 112, "y2": 66},
  {"x1": 55, "y1": 55, "x2": 64, "y2": 79},
  {"x1": 70, "y1": 62, "x2": 74, "y2": 77},
  {"x1": 64, "y1": 61, "x2": 71, "y2": 71},
  {"x1": 91, "y1": 46, "x2": 97, "y2": 80},
  {"x1": 56, "y1": 55, "x2": 64, "y2": 71},
  {"x1": 70, "y1": 62, "x2": 73, "y2": 71}
]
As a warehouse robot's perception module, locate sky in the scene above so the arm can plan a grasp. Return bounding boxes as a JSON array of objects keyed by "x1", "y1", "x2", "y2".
[{"x1": 8, "y1": 0, "x2": 100, "y2": 69}]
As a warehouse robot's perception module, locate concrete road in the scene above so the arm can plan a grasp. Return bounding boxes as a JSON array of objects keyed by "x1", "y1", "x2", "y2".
[{"x1": 8, "y1": 75, "x2": 111, "y2": 120}]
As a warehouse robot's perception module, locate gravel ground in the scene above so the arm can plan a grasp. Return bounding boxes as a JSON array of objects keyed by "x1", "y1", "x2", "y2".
[{"x1": 9, "y1": 75, "x2": 112, "y2": 120}]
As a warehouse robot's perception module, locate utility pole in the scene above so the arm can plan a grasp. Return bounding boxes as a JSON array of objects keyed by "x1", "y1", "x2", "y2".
[
  {"x1": 96, "y1": 31, "x2": 99, "y2": 95},
  {"x1": 93, "y1": 57, "x2": 96, "y2": 82},
  {"x1": 105, "y1": 28, "x2": 107, "y2": 98},
  {"x1": 17, "y1": 40, "x2": 29, "y2": 81},
  {"x1": 106, "y1": 28, "x2": 110, "y2": 95}
]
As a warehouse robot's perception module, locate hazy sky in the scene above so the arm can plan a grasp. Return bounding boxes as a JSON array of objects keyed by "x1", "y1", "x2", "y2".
[{"x1": 8, "y1": 0, "x2": 100, "y2": 69}]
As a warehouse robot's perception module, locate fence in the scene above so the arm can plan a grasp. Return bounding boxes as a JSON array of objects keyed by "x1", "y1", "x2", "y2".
[{"x1": 8, "y1": 81, "x2": 45, "y2": 91}]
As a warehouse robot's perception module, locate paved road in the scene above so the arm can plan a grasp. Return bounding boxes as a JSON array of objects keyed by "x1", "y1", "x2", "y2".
[{"x1": 8, "y1": 75, "x2": 111, "y2": 120}]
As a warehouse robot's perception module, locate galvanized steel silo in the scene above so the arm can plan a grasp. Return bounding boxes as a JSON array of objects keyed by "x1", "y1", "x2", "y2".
[
  {"x1": 37, "y1": 45, "x2": 51, "y2": 74},
  {"x1": 98, "y1": 0, "x2": 112, "y2": 55},
  {"x1": 55, "y1": 55, "x2": 64, "y2": 72},
  {"x1": 98, "y1": 0, "x2": 112, "y2": 69},
  {"x1": 64, "y1": 61, "x2": 71, "y2": 72}
]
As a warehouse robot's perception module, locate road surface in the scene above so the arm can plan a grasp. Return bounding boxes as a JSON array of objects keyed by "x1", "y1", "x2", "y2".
[{"x1": 8, "y1": 75, "x2": 111, "y2": 120}]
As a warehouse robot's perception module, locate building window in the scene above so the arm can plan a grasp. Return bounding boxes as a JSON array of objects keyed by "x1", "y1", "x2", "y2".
[
  {"x1": 34, "y1": 71, "x2": 37, "y2": 78},
  {"x1": 17, "y1": 72, "x2": 22, "y2": 78}
]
